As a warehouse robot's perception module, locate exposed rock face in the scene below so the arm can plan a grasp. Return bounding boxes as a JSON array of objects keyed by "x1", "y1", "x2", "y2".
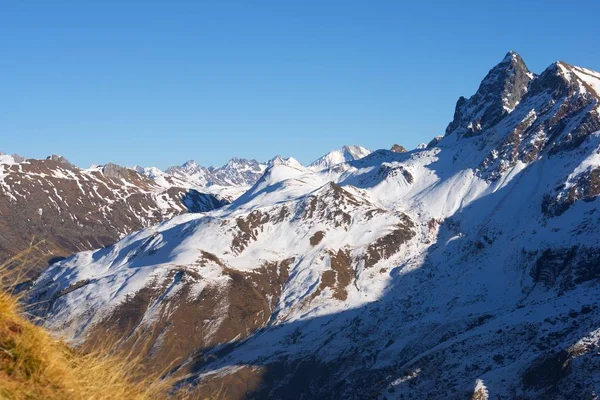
[
  {"x1": 443, "y1": 55, "x2": 600, "y2": 184},
  {"x1": 446, "y1": 51, "x2": 533, "y2": 138},
  {"x1": 543, "y1": 166, "x2": 600, "y2": 216},
  {"x1": 101, "y1": 162, "x2": 140, "y2": 180},
  {"x1": 377, "y1": 163, "x2": 413, "y2": 183},
  {"x1": 390, "y1": 144, "x2": 408, "y2": 153},
  {"x1": 0, "y1": 156, "x2": 227, "y2": 273},
  {"x1": 363, "y1": 215, "x2": 415, "y2": 268},
  {"x1": 27, "y1": 52, "x2": 600, "y2": 399},
  {"x1": 426, "y1": 136, "x2": 443, "y2": 148},
  {"x1": 46, "y1": 154, "x2": 73, "y2": 166}
]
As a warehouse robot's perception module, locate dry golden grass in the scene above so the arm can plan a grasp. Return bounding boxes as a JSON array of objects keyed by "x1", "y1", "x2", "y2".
[{"x1": 0, "y1": 244, "x2": 175, "y2": 400}]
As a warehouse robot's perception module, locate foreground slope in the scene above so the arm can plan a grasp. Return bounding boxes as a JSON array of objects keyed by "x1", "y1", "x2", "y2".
[
  {"x1": 29, "y1": 52, "x2": 600, "y2": 399},
  {"x1": 0, "y1": 267, "x2": 171, "y2": 399}
]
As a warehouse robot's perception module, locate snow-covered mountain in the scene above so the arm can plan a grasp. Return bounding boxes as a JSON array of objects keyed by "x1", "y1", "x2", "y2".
[
  {"x1": 308, "y1": 144, "x2": 371, "y2": 170},
  {"x1": 267, "y1": 155, "x2": 305, "y2": 169},
  {"x1": 0, "y1": 149, "x2": 371, "y2": 271},
  {"x1": 140, "y1": 151, "x2": 371, "y2": 199},
  {"x1": 28, "y1": 52, "x2": 600, "y2": 399},
  {"x1": 0, "y1": 155, "x2": 227, "y2": 272},
  {"x1": 163, "y1": 157, "x2": 268, "y2": 188}
]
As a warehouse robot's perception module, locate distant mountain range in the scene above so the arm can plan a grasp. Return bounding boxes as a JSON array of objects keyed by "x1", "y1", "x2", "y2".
[{"x1": 135, "y1": 145, "x2": 372, "y2": 188}]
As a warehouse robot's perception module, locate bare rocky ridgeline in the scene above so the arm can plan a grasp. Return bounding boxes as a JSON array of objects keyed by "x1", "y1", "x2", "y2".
[{"x1": 24, "y1": 52, "x2": 600, "y2": 399}]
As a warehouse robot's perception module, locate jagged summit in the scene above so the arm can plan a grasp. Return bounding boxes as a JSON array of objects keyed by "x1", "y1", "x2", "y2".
[
  {"x1": 220, "y1": 157, "x2": 262, "y2": 170},
  {"x1": 442, "y1": 53, "x2": 600, "y2": 181},
  {"x1": 446, "y1": 51, "x2": 600, "y2": 147},
  {"x1": 502, "y1": 49, "x2": 520, "y2": 62},
  {"x1": 165, "y1": 157, "x2": 268, "y2": 187},
  {"x1": 181, "y1": 159, "x2": 199, "y2": 168},
  {"x1": 446, "y1": 51, "x2": 533, "y2": 137}
]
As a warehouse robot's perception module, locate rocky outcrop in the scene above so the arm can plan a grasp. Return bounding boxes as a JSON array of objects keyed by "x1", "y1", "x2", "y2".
[{"x1": 390, "y1": 144, "x2": 408, "y2": 153}]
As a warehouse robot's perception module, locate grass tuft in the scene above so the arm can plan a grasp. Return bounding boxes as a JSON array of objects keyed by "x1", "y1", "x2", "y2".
[{"x1": 0, "y1": 246, "x2": 174, "y2": 400}]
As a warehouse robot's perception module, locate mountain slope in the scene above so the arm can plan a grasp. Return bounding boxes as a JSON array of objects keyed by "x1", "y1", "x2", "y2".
[
  {"x1": 28, "y1": 52, "x2": 600, "y2": 399},
  {"x1": 0, "y1": 155, "x2": 227, "y2": 273}
]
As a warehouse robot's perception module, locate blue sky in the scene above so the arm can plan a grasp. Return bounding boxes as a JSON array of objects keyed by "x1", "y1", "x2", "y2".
[{"x1": 2, "y1": 1, "x2": 600, "y2": 169}]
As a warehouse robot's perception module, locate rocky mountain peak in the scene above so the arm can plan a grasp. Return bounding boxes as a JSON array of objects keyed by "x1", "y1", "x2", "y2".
[
  {"x1": 390, "y1": 144, "x2": 408, "y2": 153},
  {"x1": 267, "y1": 155, "x2": 303, "y2": 169},
  {"x1": 222, "y1": 157, "x2": 262, "y2": 170},
  {"x1": 445, "y1": 51, "x2": 533, "y2": 138},
  {"x1": 101, "y1": 162, "x2": 139, "y2": 180},
  {"x1": 46, "y1": 154, "x2": 73, "y2": 167},
  {"x1": 529, "y1": 60, "x2": 600, "y2": 102},
  {"x1": 180, "y1": 160, "x2": 203, "y2": 171},
  {"x1": 526, "y1": 61, "x2": 576, "y2": 99}
]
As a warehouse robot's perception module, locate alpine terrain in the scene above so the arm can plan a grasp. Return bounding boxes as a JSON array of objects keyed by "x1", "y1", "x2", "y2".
[
  {"x1": 27, "y1": 52, "x2": 600, "y2": 399},
  {"x1": 0, "y1": 154, "x2": 229, "y2": 273}
]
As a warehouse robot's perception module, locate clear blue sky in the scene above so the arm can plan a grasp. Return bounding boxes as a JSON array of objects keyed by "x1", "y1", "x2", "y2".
[{"x1": 2, "y1": 1, "x2": 599, "y2": 169}]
